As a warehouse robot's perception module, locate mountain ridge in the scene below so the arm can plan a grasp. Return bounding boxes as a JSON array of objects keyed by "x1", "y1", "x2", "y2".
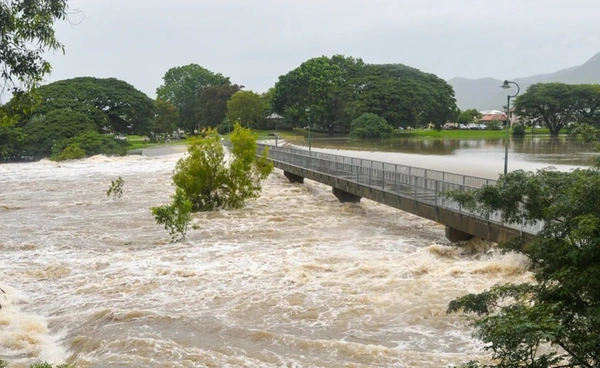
[{"x1": 449, "y1": 52, "x2": 600, "y2": 110}]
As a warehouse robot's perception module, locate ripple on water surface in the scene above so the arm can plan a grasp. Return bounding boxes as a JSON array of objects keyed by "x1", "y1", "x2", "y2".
[{"x1": 0, "y1": 153, "x2": 531, "y2": 367}]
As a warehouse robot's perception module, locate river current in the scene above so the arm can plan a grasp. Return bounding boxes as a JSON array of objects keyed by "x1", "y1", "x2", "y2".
[{"x1": 0, "y1": 150, "x2": 531, "y2": 367}]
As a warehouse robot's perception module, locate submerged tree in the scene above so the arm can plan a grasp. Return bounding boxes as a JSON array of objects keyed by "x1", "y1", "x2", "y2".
[
  {"x1": 152, "y1": 124, "x2": 273, "y2": 241},
  {"x1": 446, "y1": 166, "x2": 600, "y2": 368}
]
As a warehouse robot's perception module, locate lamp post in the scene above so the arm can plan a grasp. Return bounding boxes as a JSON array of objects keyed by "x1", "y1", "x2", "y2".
[
  {"x1": 306, "y1": 107, "x2": 312, "y2": 153},
  {"x1": 500, "y1": 80, "x2": 520, "y2": 175}
]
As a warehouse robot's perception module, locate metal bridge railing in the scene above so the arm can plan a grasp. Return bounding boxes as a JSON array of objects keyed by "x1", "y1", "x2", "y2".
[{"x1": 234, "y1": 142, "x2": 542, "y2": 235}]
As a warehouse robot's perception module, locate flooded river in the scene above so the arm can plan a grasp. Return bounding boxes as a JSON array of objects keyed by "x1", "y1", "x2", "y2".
[
  {"x1": 1, "y1": 150, "x2": 533, "y2": 367},
  {"x1": 305, "y1": 136, "x2": 596, "y2": 178}
]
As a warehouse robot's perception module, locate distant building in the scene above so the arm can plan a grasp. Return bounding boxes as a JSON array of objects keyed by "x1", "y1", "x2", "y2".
[{"x1": 479, "y1": 110, "x2": 508, "y2": 126}]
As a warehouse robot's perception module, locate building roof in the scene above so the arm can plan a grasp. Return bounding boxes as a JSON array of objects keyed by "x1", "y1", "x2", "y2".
[
  {"x1": 480, "y1": 109, "x2": 505, "y2": 115},
  {"x1": 480, "y1": 114, "x2": 507, "y2": 121}
]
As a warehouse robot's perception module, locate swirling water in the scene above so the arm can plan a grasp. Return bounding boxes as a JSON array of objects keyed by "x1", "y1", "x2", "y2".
[{"x1": 0, "y1": 151, "x2": 531, "y2": 367}]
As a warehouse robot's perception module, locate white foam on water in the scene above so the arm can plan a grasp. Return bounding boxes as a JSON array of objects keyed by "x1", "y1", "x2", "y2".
[
  {"x1": 0, "y1": 285, "x2": 67, "y2": 365},
  {"x1": 0, "y1": 152, "x2": 534, "y2": 367}
]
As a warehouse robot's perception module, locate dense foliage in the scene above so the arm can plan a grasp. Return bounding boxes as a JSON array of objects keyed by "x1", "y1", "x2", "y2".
[
  {"x1": 152, "y1": 188, "x2": 194, "y2": 242},
  {"x1": 0, "y1": 0, "x2": 69, "y2": 159},
  {"x1": 156, "y1": 64, "x2": 230, "y2": 132},
  {"x1": 515, "y1": 83, "x2": 600, "y2": 136},
  {"x1": 272, "y1": 55, "x2": 457, "y2": 133},
  {"x1": 1, "y1": 77, "x2": 153, "y2": 160},
  {"x1": 32, "y1": 77, "x2": 156, "y2": 134},
  {"x1": 196, "y1": 84, "x2": 242, "y2": 129},
  {"x1": 348, "y1": 113, "x2": 394, "y2": 139},
  {"x1": 152, "y1": 99, "x2": 179, "y2": 136},
  {"x1": 226, "y1": 90, "x2": 267, "y2": 129},
  {"x1": 457, "y1": 108, "x2": 482, "y2": 125},
  {"x1": 0, "y1": 0, "x2": 68, "y2": 95},
  {"x1": 171, "y1": 125, "x2": 273, "y2": 212},
  {"x1": 446, "y1": 166, "x2": 600, "y2": 368},
  {"x1": 153, "y1": 124, "x2": 273, "y2": 241}
]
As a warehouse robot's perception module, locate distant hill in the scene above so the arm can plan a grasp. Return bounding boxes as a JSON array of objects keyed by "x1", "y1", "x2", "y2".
[{"x1": 449, "y1": 52, "x2": 600, "y2": 110}]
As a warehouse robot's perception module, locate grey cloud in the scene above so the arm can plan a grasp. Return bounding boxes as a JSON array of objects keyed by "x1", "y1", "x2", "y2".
[{"x1": 43, "y1": 0, "x2": 600, "y2": 97}]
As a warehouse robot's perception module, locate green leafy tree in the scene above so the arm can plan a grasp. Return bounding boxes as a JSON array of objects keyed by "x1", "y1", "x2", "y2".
[
  {"x1": 272, "y1": 56, "x2": 343, "y2": 128},
  {"x1": 446, "y1": 167, "x2": 600, "y2": 368},
  {"x1": 171, "y1": 124, "x2": 273, "y2": 212},
  {"x1": 514, "y1": 83, "x2": 580, "y2": 137},
  {"x1": 156, "y1": 64, "x2": 230, "y2": 132},
  {"x1": 350, "y1": 64, "x2": 457, "y2": 130},
  {"x1": 196, "y1": 84, "x2": 241, "y2": 129},
  {"x1": 153, "y1": 124, "x2": 273, "y2": 240},
  {"x1": 348, "y1": 113, "x2": 394, "y2": 139},
  {"x1": 153, "y1": 99, "x2": 179, "y2": 136},
  {"x1": 225, "y1": 123, "x2": 274, "y2": 208},
  {"x1": 272, "y1": 56, "x2": 457, "y2": 133},
  {"x1": 151, "y1": 187, "x2": 194, "y2": 242},
  {"x1": 226, "y1": 90, "x2": 266, "y2": 128},
  {"x1": 0, "y1": 0, "x2": 68, "y2": 95},
  {"x1": 20, "y1": 109, "x2": 97, "y2": 157},
  {"x1": 571, "y1": 84, "x2": 600, "y2": 127},
  {"x1": 172, "y1": 130, "x2": 228, "y2": 211},
  {"x1": 29, "y1": 77, "x2": 156, "y2": 135},
  {"x1": 51, "y1": 131, "x2": 127, "y2": 159},
  {"x1": 50, "y1": 143, "x2": 86, "y2": 161},
  {"x1": 106, "y1": 176, "x2": 125, "y2": 200},
  {"x1": 457, "y1": 108, "x2": 482, "y2": 125},
  {"x1": 0, "y1": 0, "x2": 68, "y2": 159}
]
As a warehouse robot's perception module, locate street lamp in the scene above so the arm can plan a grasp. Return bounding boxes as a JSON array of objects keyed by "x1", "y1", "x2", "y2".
[
  {"x1": 306, "y1": 107, "x2": 312, "y2": 153},
  {"x1": 500, "y1": 80, "x2": 520, "y2": 175}
]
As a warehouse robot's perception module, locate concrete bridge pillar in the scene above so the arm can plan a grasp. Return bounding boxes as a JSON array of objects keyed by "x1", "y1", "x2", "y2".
[
  {"x1": 445, "y1": 226, "x2": 474, "y2": 243},
  {"x1": 284, "y1": 171, "x2": 304, "y2": 184},
  {"x1": 332, "y1": 187, "x2": 362, "y2": 203}
]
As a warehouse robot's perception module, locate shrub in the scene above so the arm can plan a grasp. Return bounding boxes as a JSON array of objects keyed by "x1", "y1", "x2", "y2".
[
  {"x1": 51, "y1": 131, "x2": 127, "y2": 158},
  {"x1": 151, "y1": 188, "x2": 195, "y2": 242},
  {"x1": 487, "y1": 121, "x2": 501, "y2": 130},
  {"x1": 512, "y1": 124, "x2": 526, "y2": 137},
  {"x1": 171, "y1": 124, "x2": 272, "y2": 212},
  {"x1": 348, "y1": 113, "x2": 394, "y2": 139},
  {"x1": 106, "y1": 177, "x2": 125, "y2": 200},
  {"x1": 50, "y1": 143, "x2": 86, "y2": 161}
]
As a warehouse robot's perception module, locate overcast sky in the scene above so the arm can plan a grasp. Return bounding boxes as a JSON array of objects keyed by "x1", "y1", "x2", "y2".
[{"x1": 44, "y1": 0, "x2": 600, "y2": 97}]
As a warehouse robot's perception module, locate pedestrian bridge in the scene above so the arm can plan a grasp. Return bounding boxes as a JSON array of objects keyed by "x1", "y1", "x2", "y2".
[{"x1": 255, "y1": 143, "x2": 540, "y2": 243}]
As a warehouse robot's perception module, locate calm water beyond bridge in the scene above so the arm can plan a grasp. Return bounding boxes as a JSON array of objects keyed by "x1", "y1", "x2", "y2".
[{"x1": 256, "y1": 143, "x2": 540, "y2": 243}]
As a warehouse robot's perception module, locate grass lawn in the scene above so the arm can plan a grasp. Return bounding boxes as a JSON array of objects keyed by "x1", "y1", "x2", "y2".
[{"x1": 396, "y1": 127, "x2": 561, "y2": 139}]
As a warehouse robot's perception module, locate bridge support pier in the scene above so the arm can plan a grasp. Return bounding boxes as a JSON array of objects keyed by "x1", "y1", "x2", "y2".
[
  {"x1": 445, "y1": 226, "x2": 474, "y2": 243},
  {"x1": 332, "y1": 187, "x2": 362, "y2": 203},
  {"x1": 284, "y1": 171, "x2": 304, "y2": 183}
]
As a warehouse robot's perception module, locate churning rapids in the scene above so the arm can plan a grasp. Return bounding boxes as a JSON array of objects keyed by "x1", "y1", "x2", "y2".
[{"x1": 0, "y1": 150, "x2": 532, "y2": 368}]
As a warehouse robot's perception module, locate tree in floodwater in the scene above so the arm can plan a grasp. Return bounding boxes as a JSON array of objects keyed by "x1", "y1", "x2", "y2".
[
  {"x1": 446, "y1": 165, "x2": 600, "y2": 368},
  {"x1": 152, "y1": 123, "x2": 273, "y2": 241}
]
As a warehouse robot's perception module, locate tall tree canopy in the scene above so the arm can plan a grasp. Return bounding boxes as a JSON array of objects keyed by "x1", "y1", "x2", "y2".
[
  {"x1": 153, "y1": 99, "x2": 179, "y2": 136},
  {"x1": 457, "y1": 108, "x2": 482, "y2": 125},
  {"x1": 196, "y1": 84, "x2": 242, "y2": 129},
  {"x1": 156, "y1": 64, "x2": 230, "y2": 132},
  {"x1": 30, "y1": 77, "x2": 156, "y2": 134},
  {"x1": 226, "y1": 90, "x2": 266, "y2": 129},
  {"x1": 3, "y1": 77, "x2": 153, "y2": 160},
  {"x1": 272, "y1": 56, "x2": 343, "y2": 129},
  {"x1": 1, "y1": 0, "x2": 69, "y2": 159},
  {"x1": 514, "y1": 83, "x2": 600, "y2": 136},
  {"x1": 0, "y1": 0, "x2": 68, "y2": 96},
  {"x1": 272, "y1": 55, "x2": 457, "y2": 133}
]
